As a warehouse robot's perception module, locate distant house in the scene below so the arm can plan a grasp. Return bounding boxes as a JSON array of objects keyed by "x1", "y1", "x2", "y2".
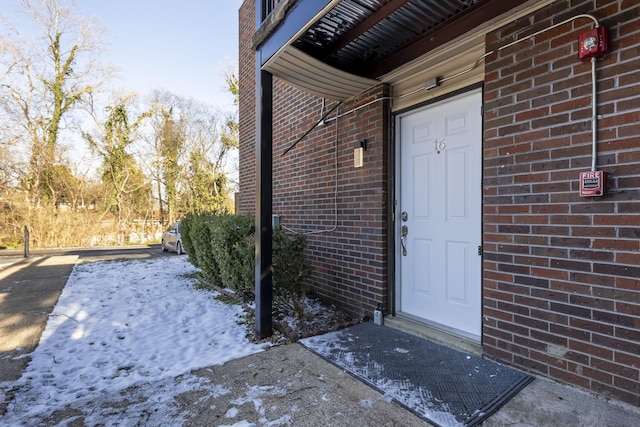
[{"x1": 238, "y1": 0, "x2": 640, "y2": 406}]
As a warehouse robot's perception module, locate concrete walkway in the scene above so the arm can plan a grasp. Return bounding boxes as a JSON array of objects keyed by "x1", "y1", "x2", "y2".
[
  {"x1": 0, "y1": 255, "x2": 78, "y2": 383},
  {"x1": 1, "y1": 251, "x2": 639, "y2": 426}
]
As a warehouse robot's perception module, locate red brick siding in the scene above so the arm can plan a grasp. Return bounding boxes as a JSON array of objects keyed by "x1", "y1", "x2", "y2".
[
  {"x1": 271, "y1": 84, "x2": 390, "y2": 319},
  {"x1": 238, "y1": 1, "x2": 390, "y2": 319},
  {"x1": 238, "y1": 0, "x2": 256, "y2": 215},
  {"x1": 483, "y1": 0, "x2": 640, "y2": 406}
]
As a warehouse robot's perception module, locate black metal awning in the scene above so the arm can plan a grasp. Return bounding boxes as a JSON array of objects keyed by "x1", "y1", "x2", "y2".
[
  {"x1": 255, "y1": 0, "x2": 531, "y2": 100},
  {"x1": 292, "y1": 0, "x2": 478, "y2": 78}
]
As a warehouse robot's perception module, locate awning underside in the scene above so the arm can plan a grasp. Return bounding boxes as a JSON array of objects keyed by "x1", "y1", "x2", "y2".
[
  {"x1": 262, "y1": 45, "x2": 379, "y2": 101},
  {"x1": 258, "y1": 0, "x2": 533, "y2": 101}
]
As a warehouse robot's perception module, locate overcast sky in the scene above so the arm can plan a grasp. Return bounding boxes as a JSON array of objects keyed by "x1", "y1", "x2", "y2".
[{"x1": 3, "y1": 0, "x2": 244, "y2": 109}]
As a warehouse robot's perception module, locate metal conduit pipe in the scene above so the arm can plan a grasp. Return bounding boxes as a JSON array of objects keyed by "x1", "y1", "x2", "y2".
[
  {"x1": 321, "y1": 85, "x2": 425, "y2": 124},
  {"x1": 438, "y1": 14, "x2": 601, "y2": 171},
  {"x1": 318, "y1": 14, "x2": 602, "y2": 170},
  {"x1": 439, "y1": 14, "x2": 600, "y2": 83},
  {"x1": 590, "y1": 56, "x2": 598, "y2": 171}
]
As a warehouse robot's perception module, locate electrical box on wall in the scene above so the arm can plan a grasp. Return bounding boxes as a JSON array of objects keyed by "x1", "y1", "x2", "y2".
[
  {"x1": 579, "y1": 26, "x2": 608, "y2": 60},
  {"x1": 579, "y1": 170, "x2": 606, "y2": 197}
]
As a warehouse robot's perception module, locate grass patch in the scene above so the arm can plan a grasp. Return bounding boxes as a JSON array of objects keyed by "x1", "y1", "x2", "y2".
[
  {"x1": 183, "y1": 271, "x2": 201, "y2": 280},
  {"x1": 193, "y1": 280, "x2": 216, "y2": 292},
  {"x1": 214, "y1": 293, "x2": 241, "y2": 305}
]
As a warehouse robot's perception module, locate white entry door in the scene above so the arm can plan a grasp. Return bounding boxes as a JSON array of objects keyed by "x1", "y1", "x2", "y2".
[{"x1": 397, "y1": 90, "x2": 482, "y2": 338}]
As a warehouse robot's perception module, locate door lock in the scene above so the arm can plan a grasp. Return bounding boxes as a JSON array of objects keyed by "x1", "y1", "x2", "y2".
[{"x1": 401, "y1": 211, "x2": 408, "y2": 222}]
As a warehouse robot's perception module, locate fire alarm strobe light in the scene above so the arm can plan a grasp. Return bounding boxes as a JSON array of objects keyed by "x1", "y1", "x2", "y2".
[
  {"x1": 579, "y1": 26, "x2": 608, "y2": 60},
  {"x1": 579, "y1": 170, "x2": 606, "y2": 197}
]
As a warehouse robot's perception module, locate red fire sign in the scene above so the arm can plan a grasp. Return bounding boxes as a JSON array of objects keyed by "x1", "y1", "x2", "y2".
[{"x1": 579, "y1": 171, "x2": 606, "y2": 197}]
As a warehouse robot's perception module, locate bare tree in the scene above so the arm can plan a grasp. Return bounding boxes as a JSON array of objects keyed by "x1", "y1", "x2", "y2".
[
  {"x1": 220, "y1": 69, "x2": 240, "y2": 194},
  {"x1": 0, "y1": 0, "x2": 113, "y2": 207},
  {"x1": 145, "y1": 90, "x2": 187, "y2": 226},
  {"x1": 178, "y1": 98, "x2": 235, "y2": 215},
  {"x1": 84, "y1": 94, "x2": 152, "y2": 238},
  {"x1": 142, "y1": 90, "x2": 237, "y2": 220}
]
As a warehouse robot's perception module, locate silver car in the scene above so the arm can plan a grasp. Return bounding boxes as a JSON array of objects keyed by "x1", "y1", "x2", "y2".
[{"x1": 161, "y1": 222, "x2": 184, "y2": 254}]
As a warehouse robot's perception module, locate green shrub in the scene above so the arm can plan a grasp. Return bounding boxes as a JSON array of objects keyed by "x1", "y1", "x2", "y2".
[
  {"x1": 236, "y1": 233, "x2": 256, "y2": 296},
  {"x1": 183, "y1": 212, "x2": 312, "y2": 319},
  {"x1": 209, "y1": 214, "x2": 254, "y2": 294},
  {"x1": 273, "y1": 229, "x2": 312, "y2": 319},
  {"x1": 187, "y1": 213, "x2": 221, "y2": 284},
  {"x1": 179, "y1": 214, "x2": 196, "y2": 262}
]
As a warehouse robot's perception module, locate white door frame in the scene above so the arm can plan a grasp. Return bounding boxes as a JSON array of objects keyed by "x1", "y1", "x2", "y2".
[{"x1": 393, "y1": 88, "x2": 483, "y2": 341}]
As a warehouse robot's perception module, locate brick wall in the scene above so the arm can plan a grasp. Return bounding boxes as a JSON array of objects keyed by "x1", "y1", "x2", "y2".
[
  {"x1": 271, "y1": 84, "x2": 390, "y2": 319},
  {"x1": 483, "y1": 0, "x2": 640, "y2": 406},
  {"x1": 238, "y1": 0, "x2": 256, "y2": 215},
  {"x1": 238, "y1": 0, "x2": 390, "y2": 319}
]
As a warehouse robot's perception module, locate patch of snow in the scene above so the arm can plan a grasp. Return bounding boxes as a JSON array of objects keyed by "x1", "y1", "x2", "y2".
[
  {"x1": 1, "y1": 256, "x2": 269, "y2": 425},
  {"x1": 218, "y1": 421, "x2": 257, "y2": 427},
  {"x1": 226, "y1": 406, "x2": 239, "y2": 418},
  {"x1": 263, "y1": 414, "x2": 293, "y2": 426},
  {"x1": 280, "y1": 296, "x2": 353, "y2": 338},
  {"x1": 229, "y1": 385, "x2": 279, "y2": 421},
  {"x1": 359, "y1": 398, "x2": 374, "y2": 408}
]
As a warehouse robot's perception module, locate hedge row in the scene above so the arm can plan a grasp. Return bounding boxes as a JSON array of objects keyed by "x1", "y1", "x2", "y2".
[{"x1": 180, "y1": 213, "x2": 312, "y2": 317}]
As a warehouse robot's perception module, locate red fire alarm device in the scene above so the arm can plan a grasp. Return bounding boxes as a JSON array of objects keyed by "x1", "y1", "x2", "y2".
[
  {"x1": 579, "y1": 26, "x2": 608, "y2": 60},
  {"x1": 579, "y1": 170, "x2": 606, "y2": 197}
]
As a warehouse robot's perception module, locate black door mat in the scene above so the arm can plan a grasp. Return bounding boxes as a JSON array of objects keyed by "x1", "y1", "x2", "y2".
[{"x1": 300, "y1": 322, "x2": 533, "y2": 427}]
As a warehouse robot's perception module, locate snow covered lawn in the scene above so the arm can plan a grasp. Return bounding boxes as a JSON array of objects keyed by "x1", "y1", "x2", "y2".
[{"x1": 1, "y1": 256, "x2": 269, "y2": 425}]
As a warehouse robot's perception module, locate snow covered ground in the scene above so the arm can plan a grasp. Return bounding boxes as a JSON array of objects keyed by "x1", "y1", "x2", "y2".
[{"x1": 0, "y1": 256, "x2": 270, "y2": 425}]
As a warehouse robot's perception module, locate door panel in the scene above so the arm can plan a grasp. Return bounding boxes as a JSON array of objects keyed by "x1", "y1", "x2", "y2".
[
  {"x1": 412, "y1": 238, "x2": 432, "y2": 295},
  {"x1": 413, "y1": 155, "x2": 431, "y2": 217},
  {"x1": 446, "y1": 148, "x2": 468, "y2": 218},
  {"x1": 445, "y1": 240, "x2": 469, "y2": 303},
  {"x1": 397, "y1": 90, "x2": 482, "y2": 338}
]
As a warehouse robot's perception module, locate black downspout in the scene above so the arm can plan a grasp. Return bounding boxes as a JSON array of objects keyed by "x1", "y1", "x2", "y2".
[{"x1": 254, "y1": 56, "x2": 274, "y2": 339}]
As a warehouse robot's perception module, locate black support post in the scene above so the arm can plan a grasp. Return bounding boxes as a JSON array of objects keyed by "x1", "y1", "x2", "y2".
[{"x1": 255, "y1": 63, "x2": 273, "y2": 339}]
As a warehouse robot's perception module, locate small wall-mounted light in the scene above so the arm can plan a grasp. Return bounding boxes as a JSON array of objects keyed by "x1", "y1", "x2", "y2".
[{"x1": 354, "y1": 139, "x2": 367, "y2": 168}]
